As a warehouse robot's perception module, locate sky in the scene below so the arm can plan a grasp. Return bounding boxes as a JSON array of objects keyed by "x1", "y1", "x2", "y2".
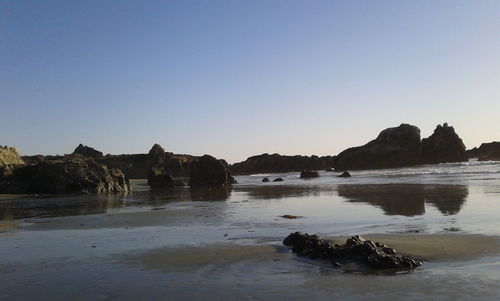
[{"x1": 1, "y1": 0, "x2": 499, "y2": 163}]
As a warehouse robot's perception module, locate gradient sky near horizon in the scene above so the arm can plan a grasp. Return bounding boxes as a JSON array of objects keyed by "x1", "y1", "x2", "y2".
[{"x1": 1, "y1": 0, "x2": 499, "y2": 163}]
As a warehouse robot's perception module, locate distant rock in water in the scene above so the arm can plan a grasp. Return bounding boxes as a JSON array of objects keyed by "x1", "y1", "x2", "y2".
[
  {"x1": 0, "y1": 155, "x2": 130, "y2": 194},
  {"x1": 334, "y1": 123, "x2": 422, "y2": 170},
  {"x1": 262, "y1": 177, "x2": 270, "y2": 182},
  {"x1": 73, "y1": 144, "x2": 103, "y2": 158},
  {"x1": 231, "y1": 153, "x2": 335, "y2": 175},
  {"x1": 147, "y1": 168, "x2": 174, "y2": 189},
  {"x1": 190, "y1": 155, "x2": 233, "y2": 187},
  {"x1": 421, "y1": 123, "x2": 467, "y2": 164},
  {"x1": 467, "y1": 142, "x2": 500, "y2": 161},
  {"x1": 300, "y1": 170, "x2": 319, "y2": 178},
  {"x1": 334, "y1": 123, "x2": 468, "y2": 170},
  {"x1": 338, "y1": 171, "x2": 351, "y2": 177},
  {"x1": 273, "y1": 177, "x2": 284, "y2": 182},
  {"x1": 283, "y1": 232, "x2": 422, "y2": 270}
]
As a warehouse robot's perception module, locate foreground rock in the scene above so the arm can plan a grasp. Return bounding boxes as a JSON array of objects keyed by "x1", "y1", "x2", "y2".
[
  {"x1": 0, "y1": 155, "x2": 130, "y2": 194},
  {"x1": 300, "y1": 170, "x2": 319, "y2": 178},
  {"x1": 283, "y1": 232, "x2": 422, "y2": 270},
  {"x1": 73, "y1": 144, "x2": 103, "y2": 158},
  {"x1": 421, "y1": 123, "x2": 467, "y2": 164},
  {"x1": 231, "y1": 153, "x2": 335, "y2": 175},
  {"x1": 190, "y1": 155, "x2": 233, "y2": 187},
  {"x1": 467, "y1": 142, "x2": 500, "y2": 161}
]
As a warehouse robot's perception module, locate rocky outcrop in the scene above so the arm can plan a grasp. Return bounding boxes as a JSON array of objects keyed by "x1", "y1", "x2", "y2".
[
  {"x1": 283, "y1": 232, "x2": 422, "y2": 270},
  {"x1": 190, "y1": 155, "x2": 233, "y2": 187},
  {"x1": 73, "y1": 144, "x2": 103, "y2": 158},
  {"x1": 467, "y1": 142, "x2": 500, "y2": 161},
  {"x1": 0, "y1": 155, "x2": 130, "y2": 194},
  {"x1": 300, "y1": 170, "x2": 319, "y2": 178},
  {"x1": 101, "y1": 144, "x2": 197, "y2": 179},
  {"x1": 0, "y1": 146, "x2": 24, "y2": 166},
  {"x1": 231, "y1": 153, "x2": 335, "y2": 175},
  {"x1": 421, "y1": 123, "x2": 467, "y2": 164},
  {"x1": 0, "y1": 146, "x2": 25, "y2": 178},
  {"x1": 334, "y1": 124, "x2": 422, "y2": 171}
]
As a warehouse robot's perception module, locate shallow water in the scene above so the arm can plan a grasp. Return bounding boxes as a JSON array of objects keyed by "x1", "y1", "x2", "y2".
[{"x1": 1, "y1": 160, "x2": 500, "y2": 300}]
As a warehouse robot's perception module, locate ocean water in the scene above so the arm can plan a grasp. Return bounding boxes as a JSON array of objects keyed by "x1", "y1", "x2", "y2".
[{"x1": 1, "y1": 160, "x2": 500, "y2": 300}]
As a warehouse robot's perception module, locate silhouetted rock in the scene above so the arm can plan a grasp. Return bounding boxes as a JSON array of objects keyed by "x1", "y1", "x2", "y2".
[
  {"x1": 0, "y1": 155, "x2": 130, "y2": 194},
  {"x1": 73, "y1": 144, "x2": 103, "y2": 158},
  {"x1": 231, "y1": 153, "x2": 335, "y2": 175},
  {"x1": 147, "y1": 168, "x2": 174, "y2": 189},
  {"x1": 273, "y1": 177, "x2": 284, "y2": 182},
  {"x1": 421, "y1": 123, "x2": 467, "y2": 164},
  {"x1": 283, "y1": 232, "x2": 422, "y2": 270},
  {"x1": 325, "y1": 168, "x2": 334, "y2": 172},
  {"x1": 174, "y1": 179, "x2": 187, "y2": 187},
  {"x1": 190, "y1": 155, "x2": 232, "y2": 187},
  {"x1": 338, "y1": 171, "x2": 351, "y2": 177},
  {"x1": 467, "y1": 142, "x2": 500, "y2": 161},
  {"x1": 300, "y1": 170, "x2": 319, "y2": 178},
  {"x1": 262, "y1": 177, "x2": 270, "y2": 182},
  {"x1": 334, "y1": 124, "x2": 422, "y2": 170}
]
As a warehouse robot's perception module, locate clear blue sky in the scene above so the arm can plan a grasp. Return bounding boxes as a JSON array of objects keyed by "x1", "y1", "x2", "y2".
[{"x1": 1, "y1": 0, "x2": 499, "y2": 163}]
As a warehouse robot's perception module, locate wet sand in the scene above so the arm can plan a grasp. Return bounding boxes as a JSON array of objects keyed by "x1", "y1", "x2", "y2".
[{"x1": 121, "y1": 234, "x2": 500, "y2": 273}]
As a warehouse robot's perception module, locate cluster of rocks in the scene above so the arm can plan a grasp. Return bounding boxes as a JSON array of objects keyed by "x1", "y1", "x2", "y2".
[
  {"x1": 262, "y1": 177, "x2": 284, "y2": 182},
  {"x1": 283, "y1": 232, "x2": 422, "y2": 270},
  {"x1": 334, "y1": 123, "x2": 468, "y2": 171},
  {"x1": 300, "y1": 170, "x2": 319, "y2": 178}
]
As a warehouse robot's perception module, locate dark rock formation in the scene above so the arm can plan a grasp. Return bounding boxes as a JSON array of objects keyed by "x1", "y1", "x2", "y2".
[
  {"x1": 0, "y1": 155, "x2": 130, "y2": 194},
  {"x1": 334, "y1": 124, "x2": 422, "y2": 171},
  {"x1": 273, "y1": 177, "x2": 284, "y2": 182},
  {"x1": 231, "y1": 153, "x2": 335, "y2": 175},
  {"x1": 421, "y1": 123, "x2": 467, "y2": 164},
  {"x1": 338, "y1": 171, "x2": 351, "y2": 178},
  {"x1": 101, "y1": 144, "x2": 197, "y2": 179},
  {"x1": 190, "y1": 155, "x2": 233, "y2": 187},
  {"x1": 300, "y1": 170, "x2": 319, "y2": 178},
  {"x1": 467, "y1": 142, "x2": 500, "y2": 161},
  {"x1": 262, "y1": 177, "x2": 270, "y2": 183},
  {"x1": 147, "y1": 168, "x2": 174, "y2": 189},
  {"x1": 283, "y1": 232, "x2": 421, "y2": 270},
  {"x1": 174, "y1": 179, "x2": 187, "y2": 187},
  {"x1": 73, "y1": 144, "x2": 103, "y2": 158},
  {"x1": 325, "y1": 168, "x2": 334, "y2": 172}
]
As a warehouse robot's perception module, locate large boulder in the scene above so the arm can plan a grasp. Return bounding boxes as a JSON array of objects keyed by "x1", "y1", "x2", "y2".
[
  {"x1": 421, "y1": 123, "x2": 468, "y2": 164},
  {"x1": 0, "y1": 155, "x2": 130, "y2": 194},
  {"x1": 73, "y1": 144, "x2": 103, "y2": 158},
  {"x1": 334, "y1": 124, "x2": 422, "y2": 170},
  {"x1": 190, "y1": 155, "x2": 232, "y2": 187}
]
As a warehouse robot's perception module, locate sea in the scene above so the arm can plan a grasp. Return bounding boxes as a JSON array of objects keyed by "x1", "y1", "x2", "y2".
[{"x1": 1, "y1": 159, "x2": 500, "y2": 300}]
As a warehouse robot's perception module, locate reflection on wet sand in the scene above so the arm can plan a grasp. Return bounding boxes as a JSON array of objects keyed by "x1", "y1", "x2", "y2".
[
  {"x1": 337, "y1": 184, "x2": 468, "y2": 216},
  {"x1": 0, "y1": 186, "x2": 231, "y2": 221},
  {"x1": 233, "y1": 185, "x2": 333, "y2": 200}
]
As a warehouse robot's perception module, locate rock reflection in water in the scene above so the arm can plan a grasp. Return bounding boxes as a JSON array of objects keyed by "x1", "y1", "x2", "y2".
[
  {"x1": 233, "y1": 185, "x2": 332, "y2": 200},
  {"x1": 337, "y1": 184, "x2": 468, "y2": 216}
]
